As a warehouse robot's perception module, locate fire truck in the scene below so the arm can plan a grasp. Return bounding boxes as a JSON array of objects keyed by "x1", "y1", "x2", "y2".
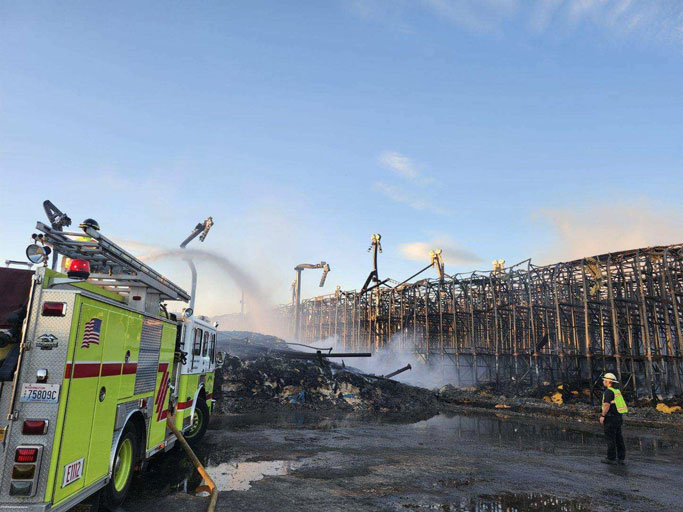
[{"x1": 0, "y1": 204, "x2": 217, "y2": 511}]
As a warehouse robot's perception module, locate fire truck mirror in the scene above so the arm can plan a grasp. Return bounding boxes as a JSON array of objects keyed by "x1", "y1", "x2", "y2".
[{"x1": 25, "y1": 244, "x2": 48, "y2": 264}]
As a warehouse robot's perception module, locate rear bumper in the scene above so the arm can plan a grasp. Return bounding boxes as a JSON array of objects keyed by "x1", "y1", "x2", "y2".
[
  {"x1": 0, "y1": 505, "x2": 48, "y2": 512},
  {"x1": 0, "y1": 476, "x2": 107, "y2": 512}
]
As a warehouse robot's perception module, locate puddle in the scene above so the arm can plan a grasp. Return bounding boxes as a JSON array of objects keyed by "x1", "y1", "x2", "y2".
[
  {"x1": 467, "y1": 492, "x2": 591, "y2": 511},
  {"x1": 125, "y1": 409, "x2": 681, "y2": 510},
  {"x1": 206, "y1": 460, "x2": 301, "y2": 491},
  {"x1": 404, "y1": 492, "x2": 592, "y2": 511},
  {"x1": 208, "y1": 409, "x2": 437, "y2": 430}
]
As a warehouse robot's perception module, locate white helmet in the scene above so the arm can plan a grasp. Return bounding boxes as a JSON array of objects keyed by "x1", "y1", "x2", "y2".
[{"x1": 603, "y1": 372, "x2": 618, "y2": 383}]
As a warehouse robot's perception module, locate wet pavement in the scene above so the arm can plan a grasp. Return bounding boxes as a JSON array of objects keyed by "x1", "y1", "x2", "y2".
[{"x1": 120, "y1": 411, "x2": 683, "y2": 512}]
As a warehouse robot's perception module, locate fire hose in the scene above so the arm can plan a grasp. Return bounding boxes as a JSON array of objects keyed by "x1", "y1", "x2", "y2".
[{"x1": 166, "y1": 414, "x2": 218, "y2": 512}]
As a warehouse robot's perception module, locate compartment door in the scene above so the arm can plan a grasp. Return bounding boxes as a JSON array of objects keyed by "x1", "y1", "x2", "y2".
[
  {"x1": 52, "y1": 302, "x2": 105, "y2": 505},
  {"x1": 85, "y1": 309, "x2": 132, "y2": 486}
]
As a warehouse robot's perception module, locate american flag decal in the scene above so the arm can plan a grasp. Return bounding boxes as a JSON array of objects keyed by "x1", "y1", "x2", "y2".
[{"x1": 81, "y1": 318, "x2": 102, "y2": 349}]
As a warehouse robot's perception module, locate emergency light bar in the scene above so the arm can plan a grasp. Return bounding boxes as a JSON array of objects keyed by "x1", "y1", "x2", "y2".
[{"x1": 67, "y1": 259, "x2": 90, "y2": 279}]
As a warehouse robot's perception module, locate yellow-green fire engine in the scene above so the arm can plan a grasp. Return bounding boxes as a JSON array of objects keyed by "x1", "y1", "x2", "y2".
[{"x1": 0, "y1": 206, "x2": 217, "y2": 511}]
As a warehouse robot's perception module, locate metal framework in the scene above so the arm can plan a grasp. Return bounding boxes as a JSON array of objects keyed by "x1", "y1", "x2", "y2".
[
  {"x1": 36, "y1": 221, "x2": 190, "y2": 303},
  {"x1": 279, "y1": 244, "x2": 683, "y2": 399}
]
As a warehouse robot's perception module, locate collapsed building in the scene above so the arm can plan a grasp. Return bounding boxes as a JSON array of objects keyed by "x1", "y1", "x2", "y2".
[{"x1": 276, "y1": 244, "x2": 683, "y2": 400}]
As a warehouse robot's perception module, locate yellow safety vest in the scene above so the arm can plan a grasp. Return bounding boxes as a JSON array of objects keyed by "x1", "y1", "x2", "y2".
[{"x1": 602, "y1": 387, "x2": 628, "y2": 414}]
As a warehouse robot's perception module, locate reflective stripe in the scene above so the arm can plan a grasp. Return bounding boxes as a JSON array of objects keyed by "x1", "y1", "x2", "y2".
[
  {"x1": 65, "y1": 361, "x2": 138, "y2": 379},
  {"x1": 177, "y1": 398, "x2": 194, "y2": 410},
  {"x1": 602, "y1": 387, "x2": 628, "y2": 414}
]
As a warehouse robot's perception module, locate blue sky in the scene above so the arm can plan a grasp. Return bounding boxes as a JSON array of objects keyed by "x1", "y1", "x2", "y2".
[{"x1": 1, "y1": 1, "x2": 682, "y2": 315}]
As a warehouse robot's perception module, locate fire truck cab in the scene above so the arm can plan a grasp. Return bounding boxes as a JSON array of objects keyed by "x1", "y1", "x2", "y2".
[{"x1": 0, "y1": 212, "x2": 216, "y2": 511}]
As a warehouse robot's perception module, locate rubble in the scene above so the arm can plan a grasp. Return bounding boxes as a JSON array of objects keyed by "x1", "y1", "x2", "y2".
[
  {"x1": 213, "y1": 332, "x2": 683, "y2": 429},
  {"x1": 214, "y1": 337, "x2": 441, "y2": 417},
  {"x1": 215, "y1": 355, "x2": 440, "y2": 416},
  {"x1": 437, "y1": 382, "x2": 683, "y2": 430}
]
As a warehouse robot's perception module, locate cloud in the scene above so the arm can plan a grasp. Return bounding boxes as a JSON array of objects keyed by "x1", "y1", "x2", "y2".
[
  {"x1": 400, "y1": 235, "x2": 484, "y2": 266},
  {"x1": 533, "y1": 200, "x2": 683, "y2": 263},
  {"x1": 350, "y1": 0, "x2": 683, "y2": 45},
  {"x1": 379, "y1": 151, "x2": 419, "y2": 180},
  {"x1": 423, "y1": 0, "x2": 518, "y2": 33},
  {"x1": 378, "y1": 150, "x2": 435, "y2": 185},
  {"x1": 373, "y1": 182, "x2": 450, "y2": 215},
  {"x1": 528, "y1": 0, "x2": 563, "y2": 33},
  {"x1": 375, "y1": 150, "x2": 444, "y2": 214}
]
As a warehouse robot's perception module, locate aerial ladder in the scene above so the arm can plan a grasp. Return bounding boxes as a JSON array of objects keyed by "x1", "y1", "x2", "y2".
[
  {"x1": 360, "y1": 234, "x2": 383, "y2": 296},
  {"x1": 292, "y1": 262, "x2": 330, "y2": 339},
  {"x1": 179, "y1": 217, "x2": 214, "y2": 312}
]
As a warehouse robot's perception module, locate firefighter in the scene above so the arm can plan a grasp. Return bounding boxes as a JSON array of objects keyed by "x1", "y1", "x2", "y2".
[
  {"x1": 599, "y1": 372, "x2": 627, "y2": 465},
  {"x1": 0, "y1": 305, "x2": 26, "y2": 381}
]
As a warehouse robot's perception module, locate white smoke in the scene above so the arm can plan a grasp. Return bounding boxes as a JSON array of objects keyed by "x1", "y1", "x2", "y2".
[{"x1": 301, "y1": 333, "x2": 457, "y2": 390}]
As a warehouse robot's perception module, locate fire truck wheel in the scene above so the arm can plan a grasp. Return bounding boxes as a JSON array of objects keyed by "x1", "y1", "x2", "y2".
[
  {"x1": 185, "y1": 398, "x2": 209, "y2": 445},
  {"x1": 103, "y1": 423, "x2": 138, "y2": 510}
]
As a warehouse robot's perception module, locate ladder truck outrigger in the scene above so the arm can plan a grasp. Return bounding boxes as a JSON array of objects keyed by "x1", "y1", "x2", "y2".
[{"x1": 0, "y1": 202, "x2": 217, "y2": 511}]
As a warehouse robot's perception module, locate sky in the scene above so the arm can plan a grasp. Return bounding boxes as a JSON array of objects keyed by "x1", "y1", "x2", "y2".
[{"x1": 1, "y1": 1, "x2": 682, "y2": 316}]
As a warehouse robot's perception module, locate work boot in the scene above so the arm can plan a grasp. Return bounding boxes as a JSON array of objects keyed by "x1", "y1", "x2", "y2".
[{"x1": 601, "y1": 458, "x2": 617, "y2": 465}]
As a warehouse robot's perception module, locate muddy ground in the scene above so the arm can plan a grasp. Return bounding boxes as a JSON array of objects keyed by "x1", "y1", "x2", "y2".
[
  {"x1": 74, "y1": 335, "x2": 682, "y2": 512},
  {"x1": 113, "y1": 408, "x2": 682, "y2": 512}
]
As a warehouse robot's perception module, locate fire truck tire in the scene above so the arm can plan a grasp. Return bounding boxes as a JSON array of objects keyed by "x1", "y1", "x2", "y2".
[
  {"x1": 102, "y1": 423, "x2": 138, "y2": 510},
  {"x1": 185, "y1": 397, "x2": 209, "y2": 445}
]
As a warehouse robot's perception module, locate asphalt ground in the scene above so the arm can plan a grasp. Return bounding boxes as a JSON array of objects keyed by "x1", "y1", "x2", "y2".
[{"x1": 111, "y1": 409, "x2": 683, "y2": 512}]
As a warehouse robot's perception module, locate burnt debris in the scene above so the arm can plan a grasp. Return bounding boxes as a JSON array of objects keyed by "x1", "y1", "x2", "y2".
[{"x1": 214, "y1": 333, "x2": 439, "y2": 416}]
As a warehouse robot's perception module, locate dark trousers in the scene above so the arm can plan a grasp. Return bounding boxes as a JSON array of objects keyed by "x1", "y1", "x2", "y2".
[{"x1": 604, "y1": 416, "x2": 625, "y2": 461}]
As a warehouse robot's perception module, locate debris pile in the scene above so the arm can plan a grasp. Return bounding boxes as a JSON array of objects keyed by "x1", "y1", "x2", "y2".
[
  {"x1": 213, "y1": 332, "x2": 682, "y2": 428},
  {"x1": 437, "y1": 382, "x2": 683, "y2": 428},
  {"x1": 437, "y1": 381, "x2": 591, "y2": 407},
  {"x1": 214, "y1": 335, "x2": 440, "y2": 416}
]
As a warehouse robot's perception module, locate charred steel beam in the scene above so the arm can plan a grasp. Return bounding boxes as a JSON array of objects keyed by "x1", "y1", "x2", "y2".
[
  {"x1": 384, "y1": 364, "x2": 412, "y2": 379},
  {"x1": 272, "y1": 349, "x2": 371, "y2": 359},
  {"x1": 280, "y1": 243, "x2": 683, "y2": 399}
]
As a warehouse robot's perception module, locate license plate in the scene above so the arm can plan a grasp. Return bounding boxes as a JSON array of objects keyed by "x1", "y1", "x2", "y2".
[{"x1": 19, "y1": 383, "x2": 60, "y2": 403}]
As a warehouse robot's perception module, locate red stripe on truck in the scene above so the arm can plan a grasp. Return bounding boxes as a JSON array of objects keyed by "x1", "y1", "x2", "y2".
[
  {"x1": 100, "y1": 363, "x2": 122, "y2": 376},
  {"x1": 63, "y1": 360, "x2": 170, "y2": 379},
  {"x1": 72, "y1": 363, "x2": 100, "y2": 379},
  {"x1": 123, "y1": 362, "x2": 137, "y2": 375},
  {"x1": 177, "y1": 399, "x2": 193, "y2": 410},
  {"x1": 64, "y1": 361, "x2": 139, "y2": 379}
]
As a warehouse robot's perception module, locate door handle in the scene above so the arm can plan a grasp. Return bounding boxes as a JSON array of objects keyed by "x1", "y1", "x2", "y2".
[{"x1": 99, "y1": 386, "x2": 106, "y2": 402}]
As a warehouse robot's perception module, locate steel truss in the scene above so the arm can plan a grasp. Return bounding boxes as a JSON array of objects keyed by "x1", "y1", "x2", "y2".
[{"x1": 279, "y1": 245, "x2": 683, "y2": 399}]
